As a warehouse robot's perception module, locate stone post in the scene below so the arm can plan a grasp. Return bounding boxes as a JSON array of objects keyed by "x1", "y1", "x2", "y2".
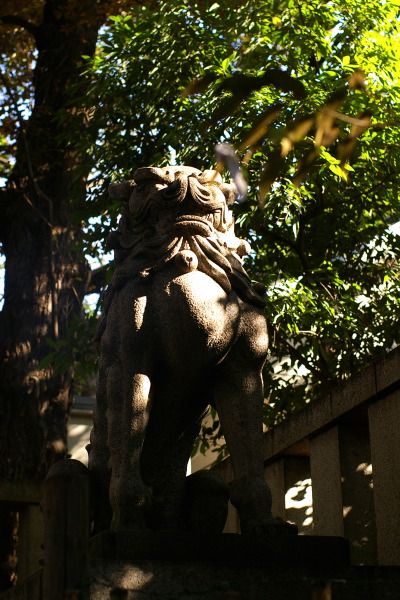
[
  {"x1": 42, "y1": 461, "x2": 89, "y2": 600},
  {"x1": 265, "y1": 456, "x2": 312, "y2": 534},
  {"x1": 368, "y1": 390, "x2": 400, "y2": 565},
  {"x1": 310, "y1": 423, "x2": 376, "y2": 564}
]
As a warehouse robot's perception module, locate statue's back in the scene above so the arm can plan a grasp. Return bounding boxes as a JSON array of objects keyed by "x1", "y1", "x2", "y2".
[{"x1": 89, "y1": 166, "x2": 281, "y2": 535}]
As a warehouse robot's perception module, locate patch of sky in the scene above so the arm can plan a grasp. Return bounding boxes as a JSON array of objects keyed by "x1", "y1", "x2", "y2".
[
  {"x1": 84, "y1": 256, "x2": 112, "y2": 312},
  {"x1": 168, "y1": 146, "x2": 177, "y2": 165}
]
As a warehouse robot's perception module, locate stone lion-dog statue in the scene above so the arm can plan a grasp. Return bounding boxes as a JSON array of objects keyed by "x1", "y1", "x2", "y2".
[{"x1": 89, "y1": 165, "x2": 286, "y2": 535}]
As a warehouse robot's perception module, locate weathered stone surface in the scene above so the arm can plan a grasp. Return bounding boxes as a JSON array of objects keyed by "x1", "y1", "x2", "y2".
[
  {"x1": 88, "y1": 561, "x2": 400, "y2": 600},
  {"x1": 88, "y1": 166, "x2": 278, "y2": 535},
  {"x1": 374, "y1": 344, "x2": 400, "y2": 392},
  {"x1": 89, "y1": 532, "x2": 351, "y2": 600}
]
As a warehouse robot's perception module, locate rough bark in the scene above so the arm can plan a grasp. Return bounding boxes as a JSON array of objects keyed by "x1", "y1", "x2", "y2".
[{"x1": 0, "y1": 0, "x2": 106, "y2": 588}]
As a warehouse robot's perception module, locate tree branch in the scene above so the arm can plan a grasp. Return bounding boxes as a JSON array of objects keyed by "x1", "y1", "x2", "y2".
[
  {"x1": 260, "y1": 226, "x2": 314, "y2": 280},
  {"x1": 87, "y1": 264, "x2": 108, "y2": 295},
  {"x1": 0, "y1": 15, "x2": 40, "y2": 41},
  {"x1": 0, "y1": 69, "x2": 60, "y2": 337},
  {"x1": 0, "y1": 70, "x2": 53, "y2": 226},
  {"x1": 270, "y1": 324, "x2": 323, "y2": 379}
]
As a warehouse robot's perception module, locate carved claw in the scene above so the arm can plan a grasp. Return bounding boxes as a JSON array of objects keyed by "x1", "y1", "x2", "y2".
[{"x1": 251, "y1": 518, "x2": 298, "y2": 536}]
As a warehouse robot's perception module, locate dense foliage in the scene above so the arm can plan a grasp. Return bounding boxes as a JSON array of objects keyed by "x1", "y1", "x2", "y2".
[
  {"x1": 81, "y1": 0, "x2": 400, "y2": 436},
  {"x1": 1, "y1": 0, "x2": 400, "y2": 459}
]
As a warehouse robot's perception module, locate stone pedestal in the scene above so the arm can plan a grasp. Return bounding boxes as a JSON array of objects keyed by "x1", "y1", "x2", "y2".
[
  {"x1": 90, "y1": 530, "x2": 349, "y2": 566},
  {"x1": 89, "y1": 531, "x2": 350, "y2": 600}
]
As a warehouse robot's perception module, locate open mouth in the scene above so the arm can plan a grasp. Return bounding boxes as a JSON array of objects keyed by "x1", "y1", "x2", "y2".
[{"x1": 174, "y1": 215, "x2": 214, "y2": 236}]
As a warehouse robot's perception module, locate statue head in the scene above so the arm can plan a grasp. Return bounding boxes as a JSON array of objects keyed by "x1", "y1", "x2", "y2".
[
  {"x1": 109, "y1": 166, "x2": 238, "y2": 241},
  {"x1": 104, "y1": 165, "x2": 264, "y2": 308}
]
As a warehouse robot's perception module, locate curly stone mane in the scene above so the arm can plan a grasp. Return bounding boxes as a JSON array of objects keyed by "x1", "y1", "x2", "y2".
[
  {"x1": 88, "y1": 165, "x2": 285, "y2": 536},
  {"x1": 97, "y1": 166, "x2": 265, "y2": 339}
]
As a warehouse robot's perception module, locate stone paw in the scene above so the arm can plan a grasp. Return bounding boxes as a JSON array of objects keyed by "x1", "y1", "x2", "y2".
[{"x1": 245, "y1": 517, "x2": 298, "y2": 536}]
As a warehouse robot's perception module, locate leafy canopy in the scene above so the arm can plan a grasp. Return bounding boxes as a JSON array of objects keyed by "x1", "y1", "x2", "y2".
[{"x1": 79, "y1": 0, "x2": 400, "y2": 436}]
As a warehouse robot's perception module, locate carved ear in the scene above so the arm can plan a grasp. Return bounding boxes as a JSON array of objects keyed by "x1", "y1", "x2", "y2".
[
  {"x1": 220, "y1": 183, "x2": 237, "y2": 206},
  {"x1": 133, "y1": 166, "x2": 168, "y2": 183},
  {"x1": 109, "y1": 181, "x2": 135, "y2": 202}
]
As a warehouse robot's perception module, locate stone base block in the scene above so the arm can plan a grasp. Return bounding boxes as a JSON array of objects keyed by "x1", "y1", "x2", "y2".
[
  {"x1": 89, "y1": 531, "x2": 353, "y2": 600},
  {"x1": 90, "y1": 560, "x2": 400, "y2": 600},
  {"x1": 89, "y1": 530, "x2": 349, "y2": 568}
]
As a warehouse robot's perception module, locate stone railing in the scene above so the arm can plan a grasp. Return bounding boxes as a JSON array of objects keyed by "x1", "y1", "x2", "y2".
[{"x1": 212, "y1": 345, "x2": 400, "y2": 567}]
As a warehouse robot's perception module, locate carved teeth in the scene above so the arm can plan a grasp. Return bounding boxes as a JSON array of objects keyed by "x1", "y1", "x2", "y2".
[{"x1": 176, "y1": 214, "x2": 208, "y2": 222}]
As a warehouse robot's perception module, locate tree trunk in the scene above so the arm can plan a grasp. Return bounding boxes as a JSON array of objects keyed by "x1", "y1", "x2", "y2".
[{"x1": 0, "y1": 0, "x2": 105, "y2": 588}]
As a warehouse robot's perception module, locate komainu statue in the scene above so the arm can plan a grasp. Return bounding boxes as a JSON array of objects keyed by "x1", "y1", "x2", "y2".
[{"x1": 89, "y1": 166, "x2": 280, "y2": 535}]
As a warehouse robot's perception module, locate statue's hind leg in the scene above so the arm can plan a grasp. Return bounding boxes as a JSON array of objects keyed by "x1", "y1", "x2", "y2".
[
  {"x1": 213, "y1": 309, "x2": 276, "y2": 534},
  {"x1": 108, "y1": 369, "x2": 153, "y2": 532},
  {"x1": 214, "y1": 364, "x2": 275, "y2": 533},
  {"x1": 140, "y1": 379, "x2": 210, "y2": 530}
]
